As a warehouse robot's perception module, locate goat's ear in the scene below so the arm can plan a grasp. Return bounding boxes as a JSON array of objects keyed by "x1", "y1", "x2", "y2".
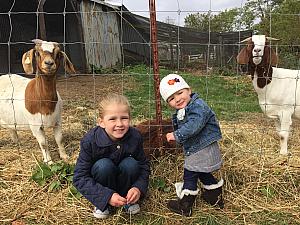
[
  {"x1": 60, "y1": 51, "x2": 76, "y2": 74},
  {"x1": 270, "y1": 50, "x2": 278, "y2": 66},
  {"x1": 236, "y1": 46, "x2": 250, "y2": 64},
  {"x1": 22, "y1": 49, "x2": 35, "y2": 74}
]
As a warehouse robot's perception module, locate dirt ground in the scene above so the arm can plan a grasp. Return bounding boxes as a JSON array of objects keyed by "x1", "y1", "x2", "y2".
[{"x1": 1, "y1": 75, "x2": 300, "y2": 224}]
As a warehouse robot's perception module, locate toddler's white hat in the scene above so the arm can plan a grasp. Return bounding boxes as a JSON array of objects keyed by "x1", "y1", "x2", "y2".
[{"x1": 159, "y1": 74, "x2": 190, "y2": 102}]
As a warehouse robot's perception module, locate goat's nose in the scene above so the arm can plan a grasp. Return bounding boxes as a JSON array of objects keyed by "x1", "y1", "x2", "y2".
[
  {"x1": 45, "y1": 60, "x2": 54, "y2": 66},
  {"x1": 254, "y1": 48, "x2": 261, "y2": 53}
]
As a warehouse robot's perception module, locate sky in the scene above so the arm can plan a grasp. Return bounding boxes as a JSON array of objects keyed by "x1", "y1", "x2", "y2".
[{"x1": 106, "y1": 0, "x2": 246, "y2": 26}]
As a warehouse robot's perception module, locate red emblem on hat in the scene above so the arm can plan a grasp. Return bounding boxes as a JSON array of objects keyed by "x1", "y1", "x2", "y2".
[{"x1": 167, "y1": 78, "x2": 180, "y2": 85}]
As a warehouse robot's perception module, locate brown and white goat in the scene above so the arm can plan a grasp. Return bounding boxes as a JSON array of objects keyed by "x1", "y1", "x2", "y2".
[
  {"x1": 237, "y1": 34, "x2": 300, "y2": 155},
  {"x1": 0, "y1": 39, "x2": 75, "y2": 164}
]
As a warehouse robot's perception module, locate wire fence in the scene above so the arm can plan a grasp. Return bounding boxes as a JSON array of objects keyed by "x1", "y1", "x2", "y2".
[{"x1": 1, "y1": 0, "x2": 300, "y2": 224}]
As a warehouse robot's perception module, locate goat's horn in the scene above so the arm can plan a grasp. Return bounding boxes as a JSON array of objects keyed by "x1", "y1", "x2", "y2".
[
  {"x1": 32, "y1": 39, "x2": 43, "y2": 44},
  {"x1": 239, "y1": 37, "x2": 252, "y2": 43},
  {"x1": 266, "y1": 37, "x2": 280, "y2": 41}
]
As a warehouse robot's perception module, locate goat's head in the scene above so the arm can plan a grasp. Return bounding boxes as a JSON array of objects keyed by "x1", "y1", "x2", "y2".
[
  {"x1": 236, "y1": 35, "x2": 279, "y2": 67},
  {"x1": 22, "y1": 39, "x2": 76, "y2": 75}
]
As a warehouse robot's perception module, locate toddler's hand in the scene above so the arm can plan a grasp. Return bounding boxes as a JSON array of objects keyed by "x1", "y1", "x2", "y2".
[{"x1": 166, "y1": 132, "x2": 175, "y2": 142}]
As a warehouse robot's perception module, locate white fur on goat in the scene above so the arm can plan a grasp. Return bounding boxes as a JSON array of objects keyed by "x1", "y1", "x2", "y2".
[
  {"x1": 237, "y1": 34, "x2": 300, "y2": 155},
  {"x1": 0, "y1": 39, "x2": 75, "y2": 164}
]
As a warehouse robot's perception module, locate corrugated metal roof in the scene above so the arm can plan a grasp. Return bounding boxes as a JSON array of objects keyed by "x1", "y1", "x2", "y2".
[{"x1": 90, "y1": 0, "x2": 121, "y2": 10}]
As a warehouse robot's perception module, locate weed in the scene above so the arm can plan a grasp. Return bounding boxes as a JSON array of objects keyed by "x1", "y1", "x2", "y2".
[{"x1": 31, "y1": 161, "x2": 81, "y2": 198}]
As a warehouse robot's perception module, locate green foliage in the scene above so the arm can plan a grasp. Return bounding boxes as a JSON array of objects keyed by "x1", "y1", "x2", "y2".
[
  {"x1": 260, "y1": 185, "x2": 276, "y2": 199},
  {"x1": 213, "y1": 66, "x2": 236, "y2": 77},
  {"x1": 184, "y1": 7, "x2": 256, "y2": 32},
  {"x1": 31, "y1": 162, "x2": 53, "y2": 186},
  {"x1": 69, "y1": 184, "x2": 82, "y2": 199},
  {"x1": 184, "y1": 8, "x2": 242, "y2": 32},
  {"x1": 90, "y1": 64, "x2": 122, "y2": 74},
  {"x1": 251, "y1": 211, "x2": 293, "y2": 225},
  {"x1": 278, "y1": 52, "x2": 300, "y2": 69},
  {"x1": 150, "y1": 177, "x2": 170, "y2": 192},
  {"x1": 124, "y1": 64, "x2": 173, "y2": 120},
  {"x1": 184, "y1": 13, "x2": 210, "y2": 31},
  {"x1": 31, "y1": 161, "x2": 81, "y2": 198}
]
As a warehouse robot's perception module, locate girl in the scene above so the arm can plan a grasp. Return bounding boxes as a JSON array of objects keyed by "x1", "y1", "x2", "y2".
[
  {"x1": 160, "y1": 74, "x2": 224, "y2": 216},
  {"x1": 73, "y1": 93, "x2": 150, "y2": 219}
]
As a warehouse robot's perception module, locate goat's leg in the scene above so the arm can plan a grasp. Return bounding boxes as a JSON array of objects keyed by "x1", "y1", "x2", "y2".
[
  {"x1": 275, "y1": 120, "x2": 280, "y2": 133},
  {"x1": 53, "y1": 123, "x2": 68, "y2": 161},
  {"x1": 30, "y1": 125, "x2": 53, "y2": 164},
  {"x1": 9, "y1": 129, "x2": 19, "y2": 143},
  {"x1": 277, "y1": 112, "x2": 292, "y2": 155}
]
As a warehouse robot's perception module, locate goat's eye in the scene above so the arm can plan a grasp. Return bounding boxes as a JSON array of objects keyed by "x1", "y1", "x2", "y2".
[
  {"x1": 54, "y1": 50, "x2": 61, "y2": 58},
  {"x1": 55, "y1": 52, "x2": 61, "y2": 59}
]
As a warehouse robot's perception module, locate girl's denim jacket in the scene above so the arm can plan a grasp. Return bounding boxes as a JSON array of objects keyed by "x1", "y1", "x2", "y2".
[{"x1": 172, "y1": 93, "x2": 222, "y2": 156}]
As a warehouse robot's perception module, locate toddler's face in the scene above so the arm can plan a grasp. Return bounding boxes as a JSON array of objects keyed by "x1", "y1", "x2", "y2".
[
  {"x1": 167, "y1": 88, "x2": 192, "y2": 110},
  {"x1": 98, "y1": 103, "x2": 130, "y2": 141}
]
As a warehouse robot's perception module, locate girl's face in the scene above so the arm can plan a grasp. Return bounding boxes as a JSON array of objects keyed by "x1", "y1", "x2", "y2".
[
  {"x1": 98, "y1": 103, "x2": 130, "y2": 141},
  {"x1": 167, "y1": 88, "x2": 192, "y2": 110}
]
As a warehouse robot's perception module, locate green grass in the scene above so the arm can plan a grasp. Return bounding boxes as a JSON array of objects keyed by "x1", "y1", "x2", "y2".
[{"x1": 124, "y1": 65, "x2": 260, "y2": 121}]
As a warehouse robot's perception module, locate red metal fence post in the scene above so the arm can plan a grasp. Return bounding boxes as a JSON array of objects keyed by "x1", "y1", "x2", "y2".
[{"x1": 149, "y1": 0, "x2": 164, "y2": 155}]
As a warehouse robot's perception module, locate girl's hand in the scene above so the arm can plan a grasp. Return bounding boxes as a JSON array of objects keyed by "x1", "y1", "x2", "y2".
[
  {"x1": 126, "y1": 187, "x2": 141, "y2": 204},
  {"x1": 166, "y1": 132, "x2": 175, "y2": 142},
  {"x1": 109, "y1": 193, "x2": 127, "y2": 207}
]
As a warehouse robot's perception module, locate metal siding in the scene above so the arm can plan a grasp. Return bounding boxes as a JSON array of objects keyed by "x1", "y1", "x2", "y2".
[
  {"x1": 80, "y1": 1, "x2": 121, "y2": 69},
  {"x1": 122, "y1": 22, "x2": 150, "y2": 62}
]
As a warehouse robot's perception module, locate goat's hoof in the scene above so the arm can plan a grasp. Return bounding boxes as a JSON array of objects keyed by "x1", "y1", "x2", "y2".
[
  {"x1": 279, "y1": 151, "x2": 288, "y2": 155},
  {"x1": 45, "y1": 160, "x2": 54, "y2": 165}
]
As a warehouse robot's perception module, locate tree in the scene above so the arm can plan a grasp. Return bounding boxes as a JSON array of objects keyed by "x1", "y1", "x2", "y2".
[
  {"x1": 184, "y1": 12, "x2": 210, "y2": 31},
  {"x1": 183, "y1": 0, "x2": 289, "y2": 33},
  {"x1": 243, "y1": 0, "x2": 283, "y2": 34},
  {"x1": 184, "y1": 7, "x2": 257, "y2": 32},
  {"x1": 262, "y1": 0, "x2": 300, "y2": 42}
]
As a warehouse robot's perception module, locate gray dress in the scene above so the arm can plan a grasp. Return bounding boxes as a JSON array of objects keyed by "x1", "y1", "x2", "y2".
[{"x1": 184, "y1": 142, "x2": 222, "y2": 173}]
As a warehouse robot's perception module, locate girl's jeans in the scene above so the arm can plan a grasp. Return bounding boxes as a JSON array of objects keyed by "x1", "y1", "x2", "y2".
[{"x1": 91, "y1": 157, "x2": 139, "y2": 197}]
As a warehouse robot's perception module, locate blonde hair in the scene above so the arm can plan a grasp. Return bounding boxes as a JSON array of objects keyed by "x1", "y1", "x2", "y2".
[{"x1": 98, "y1": 93, "x2": 131, "y2": 118}]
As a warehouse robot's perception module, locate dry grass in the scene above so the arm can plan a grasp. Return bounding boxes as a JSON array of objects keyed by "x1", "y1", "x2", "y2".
[{"x1": 1, "y1": 76, "x2": 300, "y2": 225}]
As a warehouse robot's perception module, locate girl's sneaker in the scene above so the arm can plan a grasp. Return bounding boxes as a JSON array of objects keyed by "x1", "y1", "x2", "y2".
[
  {"x1": 124, "y1": 203, "x2": 140, "y2": 214},
  {"x1": 93, "y1": 207, "x2": 110, "y2": 219}
]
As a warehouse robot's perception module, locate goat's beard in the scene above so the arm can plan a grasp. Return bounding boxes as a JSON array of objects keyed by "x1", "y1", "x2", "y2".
[
  {"x1": 40, "y1": 66, "x2": 56, "y2": 74},
  {"x1": 252, "y1": 56, "x2": 262, "y2": 65}
]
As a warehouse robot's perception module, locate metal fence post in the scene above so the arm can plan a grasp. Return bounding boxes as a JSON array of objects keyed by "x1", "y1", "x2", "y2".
[{"x1": 149, "y1": 0, "x2": 164, "y2": 155}]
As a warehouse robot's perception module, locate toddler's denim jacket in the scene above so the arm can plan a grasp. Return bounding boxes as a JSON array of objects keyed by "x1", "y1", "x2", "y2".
[{"x1": 172, "y1": 93, "x2": 222, "y2": 156}]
